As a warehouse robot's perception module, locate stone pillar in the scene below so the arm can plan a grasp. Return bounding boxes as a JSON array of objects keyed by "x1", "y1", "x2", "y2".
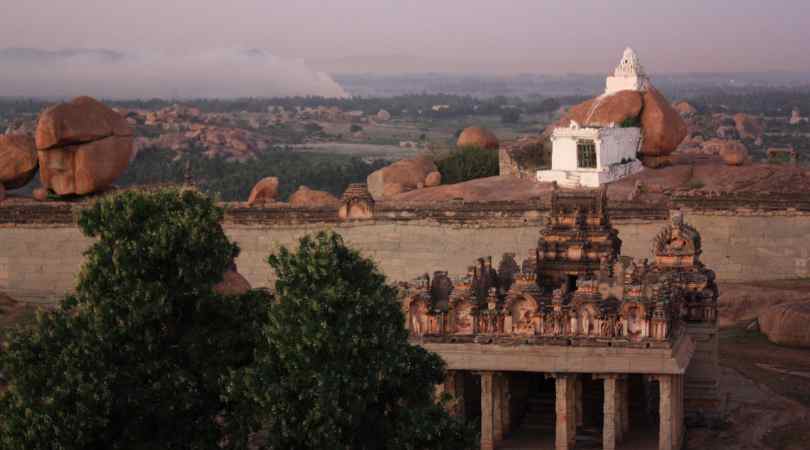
[
  {"x1": 493, "y1": 374, "x2": 504, "y2": 443},
  {"x1": 620, "y1": 378, "x2": 630, "y2": 436},
  {"x1": 481, "y1": 372, "x2": 495, "y2": 450},
  {"x1": 575, "y1": 377, "x2": 583, "y2": 427},
  {"x1": 502, "y1": 373, "x2": 512, "y2": 435},
  {"x1": 658, "y1": 375, "x2": 674, "y2": 450},
  {"x1": 672, "y1": 375, "x2": 685, "y2": 449},
  {"x1": 603, "y1": 376, "x2": 619, "y2": 450},
  {"x1": 616, "y1": 378, "x2": 625, "y2": 444},
  {"x1": 554, "y1": 374, "x2": 577, "y2": 450}
]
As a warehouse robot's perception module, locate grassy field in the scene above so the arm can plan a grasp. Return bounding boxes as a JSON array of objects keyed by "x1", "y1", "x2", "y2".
[{"x1": 315, "y1": 113, "x2": 552, "y2": 159}]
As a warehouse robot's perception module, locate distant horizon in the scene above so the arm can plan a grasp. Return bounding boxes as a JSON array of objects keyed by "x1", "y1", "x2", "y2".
[{"x1": 2, "y1": 40, "x2": 810, "y2": 100}]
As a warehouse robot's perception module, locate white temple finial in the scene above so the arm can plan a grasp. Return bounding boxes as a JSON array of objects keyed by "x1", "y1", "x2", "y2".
[
  {"x1": 605, "y1": 47, "x2": 649, "y2": 94},
  {"x1": 615, "y1": 47, "x2": 644, "y2": 77}
]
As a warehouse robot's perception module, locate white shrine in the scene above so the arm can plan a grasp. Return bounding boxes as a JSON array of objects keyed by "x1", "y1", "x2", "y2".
[{"x1": 537, "y1": 48, "x2": 647, "y2": 188}]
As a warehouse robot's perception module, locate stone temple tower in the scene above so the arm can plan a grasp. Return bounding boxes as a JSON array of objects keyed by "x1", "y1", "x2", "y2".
[{"x1": 605, "y1": 47, "x2": 650, "y2": 95}]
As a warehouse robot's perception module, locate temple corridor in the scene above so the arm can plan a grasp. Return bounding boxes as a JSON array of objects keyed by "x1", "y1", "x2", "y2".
[{"x1": 440, "y1": 371, "x2": 682, "y2": 450}]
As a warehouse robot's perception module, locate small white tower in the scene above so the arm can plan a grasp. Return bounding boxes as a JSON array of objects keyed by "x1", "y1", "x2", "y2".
[{"x1": 605, "y1": 47, "x2": 650, "y2": 95}]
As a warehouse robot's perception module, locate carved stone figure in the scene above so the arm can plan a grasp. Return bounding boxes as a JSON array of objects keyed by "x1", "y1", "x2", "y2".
[
  {"x1": 430, "y1": 271, "x2": 453, "y2": 311},
  {"x1": 497, "y1": 253, "x2": 520, "y2": 292}
]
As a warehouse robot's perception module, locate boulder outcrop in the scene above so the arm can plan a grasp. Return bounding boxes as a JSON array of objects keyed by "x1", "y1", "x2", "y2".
[
  {"x1": 32, "y1": 187, "x2": 48, "y2": 202},
  {"x1": 673, "y1": 101, "x2": 698, "y2": 116},
  {"x1": 734, "y1": 113, "x2": 764, "y2": 141},
  {"x1": 36, "y1": 96, "x2": 133, "y2": 150},
  {"x1": 424, "y1": 171, "x2": 442, "y2": 187},
  {"x1": 288, "y1": 186, "x2": 340, "y2": 208},
  {"x1": 366, "y1": 156, "x2": 439, "y2": 200},
  {"x1": 719, "y1": 141, "x2": 749, "y2": 166},
  {"x1": 559, "y1": 90, "x2": 643, "y2": 128},
  {"x1": 0, "y1": 134, "x2": 38, "y2": 189},
  {"x1": 640, "y1": 87, "x2": 688, "y2": 158},
  {"x1": 247, "y1": 177, "x2": 279, "y2": 206},
  {"x1": 759, "y1": 302, "x2": 810, "y2": 348},
  {"x1": 35, "y1": 97, "x2": 134, "y2": 196},
  {"x1": 457, "y1": 127, "x2": 499, "y2": 150}
]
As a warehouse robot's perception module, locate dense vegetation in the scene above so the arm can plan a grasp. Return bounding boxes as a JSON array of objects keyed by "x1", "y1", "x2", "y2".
[
  {"x1": 435, "y1": 146, "x2": 500, "y2": 184},
  {"x1": 688, "y1": 88, "x2": 810, "y2": 116},
  {"x1": 0, "y1": 190, "x2": 473, "y2": 449},
  {"x1": 227, "y1": 232, "x2": 475, "y2": 450},
  {"x1": 0, "y1": 189, "x2": 268, "y2": 449},
  {"x1": 118, "y1": 148, "x2": 387, "y2": 202},
  {"x1": 102, "y1": 94, "x2": 563, "y2": 119}
]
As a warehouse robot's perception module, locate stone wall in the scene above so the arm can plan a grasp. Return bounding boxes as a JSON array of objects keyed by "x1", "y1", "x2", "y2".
[{"x1": 2, "y1": 201, "x2": 810, "y2": 303}]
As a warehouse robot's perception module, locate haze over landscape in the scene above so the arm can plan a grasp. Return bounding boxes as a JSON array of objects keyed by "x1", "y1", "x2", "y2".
[
  {"x1": 2, "y1": 0, "x2": 810, "y2": 98},
  {"x1": 4, "y1": 2, "x2": 810, "y2": 450}
]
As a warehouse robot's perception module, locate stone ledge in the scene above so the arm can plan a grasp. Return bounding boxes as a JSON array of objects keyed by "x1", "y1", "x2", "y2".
[{"x1": 415, "y1": 333, "x2": 694, "y2": 374}]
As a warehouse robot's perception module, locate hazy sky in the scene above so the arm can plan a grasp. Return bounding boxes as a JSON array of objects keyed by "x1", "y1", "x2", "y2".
[{"x1": 3, "y1": 0, "x2": 809, "y2": 74}]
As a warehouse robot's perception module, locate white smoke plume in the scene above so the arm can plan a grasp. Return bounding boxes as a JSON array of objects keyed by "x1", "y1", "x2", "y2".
[{"x1": 0, "y1": 48, "x2": 349, "y2": 99}]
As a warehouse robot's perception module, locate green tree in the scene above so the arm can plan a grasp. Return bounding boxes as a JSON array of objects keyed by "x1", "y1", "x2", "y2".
[
  {"x1": 228, "y1": 232, "x2": 474, "y2": 450},
  {"x1": 436, "y1": 146, "x2": 500, "y2": 184},
  {"x1": 0, "y1": 188, "x2": 267, "y2": 450},
  {"x1": 500, "y1": 108, "x2": 521, "y2": 124}
]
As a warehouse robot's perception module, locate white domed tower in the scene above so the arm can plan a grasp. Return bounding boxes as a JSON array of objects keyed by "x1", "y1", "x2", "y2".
[{"x1": 605, "y1": 47, "x2": 650, "y2": 95}]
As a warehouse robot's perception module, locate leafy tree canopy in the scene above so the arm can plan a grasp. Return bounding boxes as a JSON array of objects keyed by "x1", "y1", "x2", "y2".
[
  {"x1": 0, "y1": 188, "x2": 267, "y2": 450},
  {"x1": 436, "y1": 146, "x2": 500, "y2": 184},
  {"x1": 228, "y1": 232, "x2": 474, "y2": 450}
]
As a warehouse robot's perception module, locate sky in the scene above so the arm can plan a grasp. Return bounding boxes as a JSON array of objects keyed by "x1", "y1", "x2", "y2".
[{"x1": 1, "y1": 0, "x2": 808, "y2": 97}]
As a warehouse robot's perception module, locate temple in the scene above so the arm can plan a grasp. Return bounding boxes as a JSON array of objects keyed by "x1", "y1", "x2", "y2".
[
  {"x1": 402, "y1": 188, "x2": 719, "y2": 450},
  {"x1": 537, "y1": 49, "x2": 647, "y2": 188}
]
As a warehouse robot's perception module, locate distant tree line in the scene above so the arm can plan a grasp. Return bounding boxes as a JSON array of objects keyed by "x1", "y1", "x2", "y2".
[
  {"x1": 687, "y1": 88, "x2": 810, "y2": 116},
  {"x1": 118, "y1": 148, "x2": 388, "y2": 202}
]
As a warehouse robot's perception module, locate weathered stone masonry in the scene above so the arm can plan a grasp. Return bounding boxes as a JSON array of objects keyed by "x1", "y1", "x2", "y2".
[{"x1": 1, "y1": 196, "x2": 810, "y2": 304}]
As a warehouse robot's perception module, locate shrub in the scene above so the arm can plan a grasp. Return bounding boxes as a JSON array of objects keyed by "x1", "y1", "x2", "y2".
[
  {"x1": 227, "y1": 232, "x2": 475, "y2": 450},
  {"x1": 620, "y1": 115, "x2": 642, "y2": 128},
  {"x1": 0, "y1": 188, "x2": 267, "y2": 450},
  {"x1": 436, "y1": 146, "x2": 500, "y2": 184},
  {"x1": 500, "y1": 108, "x2": 521, "y2": 124}
]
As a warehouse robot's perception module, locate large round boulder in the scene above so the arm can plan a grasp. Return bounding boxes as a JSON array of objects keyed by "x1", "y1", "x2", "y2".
[
  {"x1": 559, "y1": 90, "x2": 643, "y2": 128},
  {"x1": 36, "y1": 96, "x2": 133, "y2": 150},
  {"x1": 734, "y1": 113, "x2": 764, "y2": 141},
  {"x1": 35, "y1": 96, "x2": 134, "y2": 196},
  {"x1": 457, "y1": 127, "x2": 499, "y2": 150},
  {"x1": 247, "y1": 176, "x2": 279, "y2": 206},
  {"x1": 0, "y1": 134, "x2": 38, "y2": 189},
  {"x1": 366, "y1": 156, "x2": 438, "y2": 200},
  {"x1": 759, "y1": 302, "x2": 810, "y2": 348},
  {"x1": 673, "y1": 101, "x2": 698, "y2": 116},
  {"x1": 639, "y1": 87, "x2": 688, "y2": 158},
  {"x1": 424, "y1": 171, "x2": 442, "y2": 187},
  {"x1": 288, "y1": 186, "x2": 340, "y2": 208},
  {"x1": 719, "y1": 141, "x2": 749, "y2": 166}
]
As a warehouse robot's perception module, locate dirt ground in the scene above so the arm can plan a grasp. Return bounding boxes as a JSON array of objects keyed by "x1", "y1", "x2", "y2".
[
  {"x1": 686, "y1": 280, "x2": 810, "y2": 450},
  {"x1": 688, "y1": 326, "x2": 810, "y2": 450}
]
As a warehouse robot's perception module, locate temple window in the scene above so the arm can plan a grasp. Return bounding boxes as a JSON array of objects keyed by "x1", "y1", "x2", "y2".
[{"x1": 577, "y1": 140, "x2": 597, "y2": 168}]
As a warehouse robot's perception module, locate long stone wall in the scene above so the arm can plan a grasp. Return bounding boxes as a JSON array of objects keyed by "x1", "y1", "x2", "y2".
[{"x1": 2, "y1": 201, "x2": 810, "y2": 303}]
